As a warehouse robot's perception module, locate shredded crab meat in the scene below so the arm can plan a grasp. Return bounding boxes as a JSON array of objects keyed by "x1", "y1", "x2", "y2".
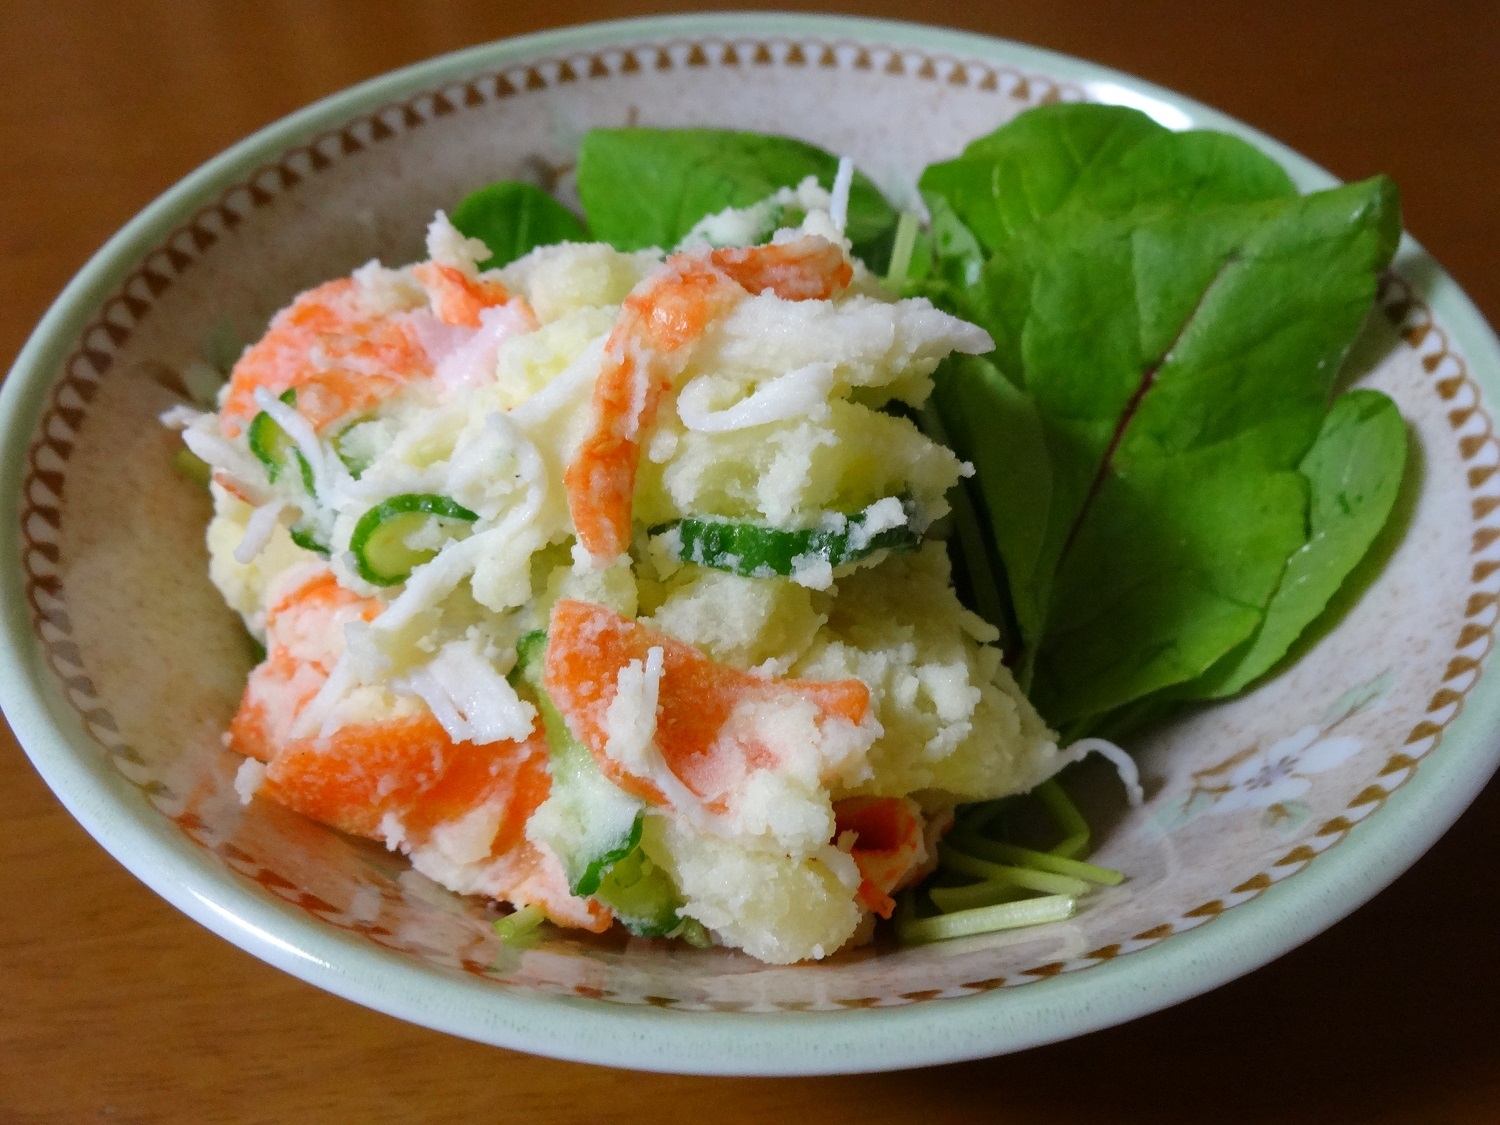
[
  {"x1": 233, "y1": 499, "x2": 289, "y2": 564},
  {"x1": 675, "y1": 361, "x2": 836, "y2": 432},
  {"x1": 828, "y1": 156, "x2": 854, "y2": 235}
]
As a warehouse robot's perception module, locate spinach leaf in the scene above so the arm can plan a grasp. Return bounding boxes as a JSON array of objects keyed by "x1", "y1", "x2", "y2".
[
  {"x1": 919, "y1": 104, "x2": 1300, "y2": 388},
  {"x1": 576, "y1": 128, "x2": 898, "y2": 266},
  {"x1": 450, "y1": 181, "x2": 588, "y2": 268},
  {"x1": 920, "y1": 104, "x2": 1401, "y2": 729},
  {"x1": 1183, "y1": 388, "x2": 1409, "y2": 698},
  {"x1": 919, "y1": 104, "x2": 1296, "y2": 254},
  {"x1": 930, "y1": 354, "x2": 1052, "y2": 680}
]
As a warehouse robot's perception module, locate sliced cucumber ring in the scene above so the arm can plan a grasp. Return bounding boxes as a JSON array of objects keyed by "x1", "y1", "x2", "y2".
[
  {"x1": 349, "y1": 493, "x2": 478, "y2": 586},
  {"x1": 657, "y1": 496, "x2": 923, "y2": 579},
  {"x1": 247, "y1": 387, "x2": 315, "y2": 494}
]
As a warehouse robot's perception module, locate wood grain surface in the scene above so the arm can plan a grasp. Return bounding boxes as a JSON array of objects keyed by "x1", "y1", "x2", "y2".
[{"x1": 2, "y1": 2, "x2": 1497, "y2": 1121}]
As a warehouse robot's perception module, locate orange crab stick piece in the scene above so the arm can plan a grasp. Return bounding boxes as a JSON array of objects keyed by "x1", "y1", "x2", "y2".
[
  {"x1": 258, "y1": 714, "x2": 547, "y2": 846},
  {"x1": 229, "y1": 569, "x2": 382, "y2": 756},
  {"x1": 412, "y1": 261, "x2": 530, "y2": 328},
  {"x1": 543, "y1": 598, "x2": 870, "y2": 810},
  {"x1": 709, "y1": 236, "x2": 852, "y2": 300},
  {"x1": 228, "y1": 568, "x2": 608, "y2": 931},
  {"x1": 219, "y1": 278, "x2": 433, "y2": 437},
  {"x1": 833, "y1": 796, "x2": 926, "y2": 919},
  {"x1": 563, "y1": 235, "x2": 853, "y2": 563}
]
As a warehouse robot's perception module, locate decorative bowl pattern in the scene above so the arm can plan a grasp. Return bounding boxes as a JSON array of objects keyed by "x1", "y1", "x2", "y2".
[{"x1": 3, "y1": 14, "x2": 1499, "y2": 1073}]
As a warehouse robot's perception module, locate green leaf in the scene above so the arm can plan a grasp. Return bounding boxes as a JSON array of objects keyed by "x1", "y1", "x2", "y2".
[
  {"x1": 1183, "y1": 389, "x2": 1409, "y2": 697},
  {"x1": 917, "y1": 105, "x2": 1401, "y2": 728},
  {"x1": 930, "y1": 355, "x2": 1052, "y2": 670},
  {"x1": 450, "y1": 181, "x2": 588, "y2": 268},
  {"x1": 1027, "y1": 179, "x2": 1400, "y2": 724},
  {"x1": 921, "y1": 103, "x2": 1297, "y2": 248},
  {"x1": 576, "y1": 127, "x2": 898, "y2": 265},
  {"x1": 920, "y1": 104, "x2": 1299, "y2": 388}
]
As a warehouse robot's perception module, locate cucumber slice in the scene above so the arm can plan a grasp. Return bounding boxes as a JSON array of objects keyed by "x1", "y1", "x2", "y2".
[
  {"x1": 657, "y1": 495, "x2": 923, "y2": 579},
  {"x1": 592, "y1": 845, "x2": 684, "y2": 938},
  {"x1": 348, "y1": 493, "x2": 478, "y2": 586},
  {"x1": 514, "y1": 629, "x2": 647, "y2": 896},
  {"x1": 515, "y1": 629, "x2": 692, "y2": 931},
  {"x1": 289, "y1": 521, "x2": 331, "y2": 557},
  {"x1": 247, "y1": 388, "x2": 315, "y2": 494},
  {"x1": 332, "y1": 418, "x2": 376, "y2": 478}
]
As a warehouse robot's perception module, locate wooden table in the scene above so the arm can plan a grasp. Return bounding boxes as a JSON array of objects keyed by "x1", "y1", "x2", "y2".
[{"x1": 3, "y1": 2, "x2": 1497, "y2": 1120}]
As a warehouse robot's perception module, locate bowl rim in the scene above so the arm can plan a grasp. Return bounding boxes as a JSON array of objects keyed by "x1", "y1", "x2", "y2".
[{"x1": 3, "y1": 11, "x2": 1500, "y2": 1075}]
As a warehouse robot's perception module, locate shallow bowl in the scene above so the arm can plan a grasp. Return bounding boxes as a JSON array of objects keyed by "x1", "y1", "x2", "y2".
[{"x1": 3, "y1": 12, "x2": 1499, "y2": 1075}]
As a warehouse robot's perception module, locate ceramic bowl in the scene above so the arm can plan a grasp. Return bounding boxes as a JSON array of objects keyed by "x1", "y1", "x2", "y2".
[{"x1": 3, "y1": 13, "x2": 1499, "y2": 1075}]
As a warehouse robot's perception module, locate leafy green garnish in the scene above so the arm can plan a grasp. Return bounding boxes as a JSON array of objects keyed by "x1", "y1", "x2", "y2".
[
  {"x1": 1181, "y1": 388, "x2": 1409, "y2": 699},
  {"x1": 450, "y1": 181, "x2": 588, "y2": 269},
  {"x1": 919, "y1": 103, "x2": 1404, "y2": 732},
  {"x1": 576, "y1": 127, "x2": 898, "y2": 266}
]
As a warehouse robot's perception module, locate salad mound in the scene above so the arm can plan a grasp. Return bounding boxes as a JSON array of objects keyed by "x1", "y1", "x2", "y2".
[
  {"x1": 170, "y1": 104, "x2": 1406, "y2": 963},
  {"x1": 176, "y1": 180, "x2": 1063, "y2": 964}
]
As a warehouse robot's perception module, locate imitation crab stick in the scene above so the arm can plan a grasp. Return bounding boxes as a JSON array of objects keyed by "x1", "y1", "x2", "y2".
[
  {"x1": 412, "y1": 261, "x2": 531, "y2": 329},
  {"x1": 833, "y1": 796, "x2": 926, "y2": 919},
  {"x1": 563, "y1": 235, "x2": 854, "y2": 563},
  {"x1": 542, "y1": 598, "x2": 870, "y2": 812},
  {"x1": 219, "y1": 261, "x2": 528, "y2": 441},
  {"x1": 219, "y1": 279, "x2": 435, "y2": 437},
  {"x1": 228, "y1": 567, "x2": 606, "y2": 930}
]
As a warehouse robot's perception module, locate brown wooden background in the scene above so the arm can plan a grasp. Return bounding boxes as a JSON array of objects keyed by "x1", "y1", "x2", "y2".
[{"x1": 2, "y1": 2, "x2": 1497, "y2": 1121}]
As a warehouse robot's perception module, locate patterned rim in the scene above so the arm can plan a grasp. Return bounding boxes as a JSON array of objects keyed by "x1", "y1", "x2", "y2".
[{"x1": 4, "y1": 15, "x2": 1499, "y2": 1067}]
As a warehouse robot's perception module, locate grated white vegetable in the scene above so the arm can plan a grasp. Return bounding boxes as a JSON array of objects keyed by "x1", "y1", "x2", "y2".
[
  {"x1": 158, "y1": 404, "x2": 205, "y2": 430},
  {"x1": 373, "y1": 416, "x2": 547, "y2": 635},
  {"x1": 251, "y1": 386, "x2": 351, "y2": 504},
  {"x1": 180, "y1": 416, "x2": 267, "y2": 494}
]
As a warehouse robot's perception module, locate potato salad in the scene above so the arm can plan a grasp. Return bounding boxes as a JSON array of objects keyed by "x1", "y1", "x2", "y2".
[{"x1": 170, "y1": 176, "x2": 1065, "y2": 964}]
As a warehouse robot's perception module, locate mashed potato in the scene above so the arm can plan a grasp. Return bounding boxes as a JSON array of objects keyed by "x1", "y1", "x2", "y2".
[{"x1": 172, "y1": 181, "x2": 1061, "y2": 964}]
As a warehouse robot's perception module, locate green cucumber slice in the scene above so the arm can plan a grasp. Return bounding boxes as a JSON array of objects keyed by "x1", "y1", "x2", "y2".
[
  {"x1": 514, "y1": 629, "x2": 647, "y2": 896},
  {"x1": 247, "y1": 388, "x2": 315, "y2": 494},
  {"x1": 657, "y1": 496, "x2": 923, "y2": 579},
  {"x1": 348, "y1": 493, "x2": 478, "y2": 586},
  {"x1": 332, "y1": 418, "x2": 376, "y2": 478},
  {"x1": 591, "y1": 845, "x2": 684, "y2": 938},
  {"x1": 289, "y1": 521, "x2": 331, "y2": 557}
]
